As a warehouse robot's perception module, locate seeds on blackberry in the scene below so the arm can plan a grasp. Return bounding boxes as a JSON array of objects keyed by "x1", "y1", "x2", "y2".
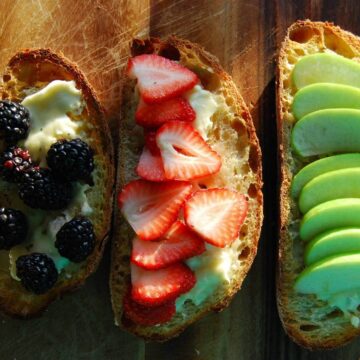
[
  {"x1": 16, "y1": 253, "x2": 58, "y2": 294},
  {"x1": 19, "y1": 168, "x2": 73, "y2": 210},
  {"x1": 0, "y1": 208, "x2": 28, "y2": 250},
  {"x1": 47, "y1": 138, "x2": 94, "y2": 182},
  {"x1": 0, "y1": 100, "x2": 30, "y2": 143},
  {"x1": 55, "y1": 217, "x2": 95, "y2": 262},
  {"x1": 0, "y1": 146, "x2": 33, "y2": 183}
]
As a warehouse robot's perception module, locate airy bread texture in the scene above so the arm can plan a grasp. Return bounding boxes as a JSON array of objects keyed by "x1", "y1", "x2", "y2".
[
  {"x1": 0, "y1": 49, "x2": 114, "y2": 317},
  {"x1": 277, "y1": 20, "x2": 360, "y2": 349},
  {"x1": 111, "y1": 37, "x2": 263, "y2": 341}
]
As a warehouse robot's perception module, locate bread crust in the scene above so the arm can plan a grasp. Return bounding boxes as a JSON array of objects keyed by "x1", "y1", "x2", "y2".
[
  {"x1": 0, "y1": 49, "x2": 114, "y2": 317},
  {"x1": 111, "y1": 36, "x2": 263, "y2": 341},
  {"x1": 277, "y1": 20, "x2": 360, "y2": 349}
]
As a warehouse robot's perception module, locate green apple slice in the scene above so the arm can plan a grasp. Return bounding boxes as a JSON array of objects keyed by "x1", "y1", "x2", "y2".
[
  {"x1": 292, "y1": 53, "x2": 360, "y2": 90},
  {"x1": 300, "y1": 198, "x2": 360, "y2": 242},
  {"x1": 292, "y1": 83, "x2": 360, "y2": 120},
  {"x1": 291, "y1": 108, "x2": 360, "y2": 157},
  {"x1": 291, "y1": 154, "x2": 360, "y2": 199},
  {"x1": 295, "y1": 253, "x2": 360, "y2": 295},
  {"x1": 299, "y1": 168, "x2": 360, "y2": 213},
  {"x1": 305, "y1": 228, "x2": 360, "y2": 265}
]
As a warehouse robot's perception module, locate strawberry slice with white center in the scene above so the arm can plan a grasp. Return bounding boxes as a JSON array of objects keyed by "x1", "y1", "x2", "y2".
[
  {"x1": 131, "y1": 221, "x2": 206, "y2": 269},
  {"x1": 184, "y1": 189, "x2": 248, "y2": 248},
  {"x1": 123, "y1": 290, "x2": 175, "y2": 326},
  {"x1": 156, "y1": 121, "x2": 222, "y2": 180},
  {"x1": 131, "y1": 262, "x2": 196, "y2": 306},
  {"x1": 118, "y1": 180, "x2": 192, "y2": 240},
  {"x1": 136, "y1": 147, "x2": 166, "y2": 182},
  {"x1": 127, "y1": 54, "x2": 198, "y2": 103},
  {"x1": 136, "y1": 97, "x2": 196, "y2": 128}
]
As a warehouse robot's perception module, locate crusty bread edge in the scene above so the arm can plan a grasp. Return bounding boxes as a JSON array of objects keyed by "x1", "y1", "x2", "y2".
[
  {"x1": 276, "y1": 20, "x2": 360, "y2": 349},
  {"x1": 0, "y1": 49, "x2": 115, "y2": 318},
  {"x1": 111, "y1": 36, "x2": 263, "y2": 341}
]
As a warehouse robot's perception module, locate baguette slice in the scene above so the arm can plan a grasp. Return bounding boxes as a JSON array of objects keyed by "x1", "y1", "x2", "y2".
[
  {"x1": 277, "y1": 20, "x2": 360, "y2": 349},
  {"x1": 111, "y1": 37, "x2": 263, "y2": 341},
  {"x1": 0, "y1": 49, "x2": 114, "y2": 317}
]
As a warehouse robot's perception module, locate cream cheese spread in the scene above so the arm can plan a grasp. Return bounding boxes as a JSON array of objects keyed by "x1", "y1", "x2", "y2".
[
  {"x1": 176, "y1": 244, "x2": 236, "y2": 312},
  {"x1": 5, "y1": 80, "x2": 92, "y2": 280},
  {"x1": 22, "y1": 80, "x2": 83, "y2": 164},
  {"x1": 186, "y1": 85, "x2": 218, "y2": 140},
  {"x1": 176, "y1": 85, "x2": 238, "y2": 311}
]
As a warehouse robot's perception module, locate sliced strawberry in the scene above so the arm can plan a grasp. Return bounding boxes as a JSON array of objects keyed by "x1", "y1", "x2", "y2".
[
  {"x1": 131, "y1": 221, "x2": 205, "y2": 269},
  {"x1": 144, "y1": 131, "x2": 161, "y2": 156},
  {"x1": 184, "y1": 189, "x2": 248, "y2": 248},
  {"x1": 118, "y1": 180, "x2": 192, "y2": 240},
  {"x1": 127, "y1": 54, "x2": 198, "y2": 103},
  {"x1": 156, "y1": 121, "x2": 222, "y2": 180},
  {"x1": 136, "y1": 97, "x2": 196, "y2": 128},
  {"x1": 136, "y1": 147, "x2": 166, "y2": 181},
  {"x1": 123, "y1": 291, "x2": 175, "y2": 326},
  {"x1": 131, "y1": 262, "x2": 196, "y2": 306}
]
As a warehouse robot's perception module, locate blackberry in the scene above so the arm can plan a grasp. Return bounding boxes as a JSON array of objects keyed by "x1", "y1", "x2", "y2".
[
  {"x1": 0, "y1": 208, "x2": 28, "y2": 250},
  {"x1": 55, "y1": 217, "x2": 95, "y2": 262},
  {"x1": 0, "y1": 100, "x2": 30, "y2": 143},
  {"x1": 0, "y1": 146, "x2": 33, "y2": 183},
  {"x1": 19, "y1": 168, "x2": 73, "y2": 210},
  {"x1": 16, "y1": 253, "x2": 58, "y2": 294},
  {"x1": 47, "y1": 138, "x2": 94, "y2": 182}
]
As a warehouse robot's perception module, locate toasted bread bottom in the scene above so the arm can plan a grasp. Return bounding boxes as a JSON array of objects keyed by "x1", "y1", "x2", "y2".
[
  {"x1": 111, "y1": 37, "x2": 263, "y2": 341},
  {"x1": 0, "y1": 49, "x2": 114, "y2": 317},
  {"x1": 277, "y1": 21, "x2": 360, "y2": 349}
]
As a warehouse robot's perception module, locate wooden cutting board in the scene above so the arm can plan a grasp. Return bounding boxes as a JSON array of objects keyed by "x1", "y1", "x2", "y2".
[{"x1": 1, "y1": 1, "x2": 360, "y2": 359}]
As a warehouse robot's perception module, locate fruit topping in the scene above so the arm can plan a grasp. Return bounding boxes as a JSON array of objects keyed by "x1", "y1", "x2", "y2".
[
  {"x1": 156, "y1": 121, "x2": 221, "y2": 180},
  {"x1": 123, "y1": 290, "x2": 175, "y2": 326},
  {"x1": 46, "y1": 138, "x2": 94, "y2": 182},
  {"x1": 0, "y1": 208, "x2": 28, "y2": 250},
  {"x1": 16, "y1": 253, "x2": 58, "y2": 294},
  {"x1": 55, "y1": 217, "x2": 95, "y2": 263},
  {"x1": 135, "y1": 97, "x2": 196, "y2": 128},
  {"x1": 0, "y1": 146, "x2": 33, "y2": 183},
  {"x1": 291, "y1": 108, "x2": 360, "y2": 157},
  {"x1": 18, "y1": 168, "x2": 73, "y2": 210},
  {"x1": 118, "y1": 180, "x2": 192, "y2": 241},
  {"x1": 184, "y1": 189, "x2": 248, "y2": 248},
  {"x1": 131, "y1": 221, "x2": 205, "y2": 270},
  {"x1": 131, "y1": 262, "x2": 196, "y2": 306},
  {"x1": 0, "y1": 100, "x2": 30, "y2": 143},
  {"x1": 127, "y1": 54, "x2": 198, "y2": 103},
  {"x1": 144, "y1": 131, "x2": 161, "y2": 156},
  {"x1": 136, "y1": 146, "x2": 166, "y2": 182}
]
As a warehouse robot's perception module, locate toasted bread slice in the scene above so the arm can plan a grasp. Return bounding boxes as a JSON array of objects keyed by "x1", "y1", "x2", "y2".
[
  {"x1": 277, "y1": 20, "x2": 360, "y2": 349},
  {"x1": 111, "y1": 37, "x2": 263, "y2": 341},
  {"x1": 0, "y1": 49, "x2": 114, "y2": 317}
]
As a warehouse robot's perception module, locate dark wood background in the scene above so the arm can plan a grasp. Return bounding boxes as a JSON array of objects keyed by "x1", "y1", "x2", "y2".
[{"x1": 0, "y1": 0, "x2": 360, "y2": 359}]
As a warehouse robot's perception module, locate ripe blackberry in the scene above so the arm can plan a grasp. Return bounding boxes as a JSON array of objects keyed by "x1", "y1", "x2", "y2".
[
  {"x1": 16, "y1": 253, "x2": 58, "y2": 294},
  {"x1": 19, "y1": 168, "x2": 73, "y2": 210},
  {"x1": 47, "y1": 138, "x2": 94, "y2": 182},
  {"x1": 0, "y1": 146, "x2": 33, "y2": 183},
  {"x1": 55, "y1": 217, "x2": 95, "y2": 262},
  {"x1": 0, "y1": 100, "x2": 30, "y2": 143},
  {"x1": 0, "y1": 208, "x2": 28, "y2": 250}
]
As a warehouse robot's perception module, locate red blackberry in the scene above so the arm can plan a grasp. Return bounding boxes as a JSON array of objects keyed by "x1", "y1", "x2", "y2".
[
  {"x1": 0, "y1": 100, "x2": 30, "y2": 143},
  {"x1": 16, "y1": 253, "x2": 58, "y2": 294},
  {"x1": 0, "y1": 208, "x2": 28, "y2": 250},
  {"x1": 0, "y1": 146, "x2": 33, "y2": 183},
  {"x1": 18, "y1": 168, "x2": 73, "y2": 210},
  {"x1": 55, "y1": 217, "x2": 95, "y2": 262},
  {"x1": 47, "y1": 138, "x2": 94, "y2": 182}
]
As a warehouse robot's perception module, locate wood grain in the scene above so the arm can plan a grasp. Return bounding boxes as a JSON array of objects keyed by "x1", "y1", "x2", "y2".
[{"x1": 0, "y1": 0, "x2": 360, "y2": 359}]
